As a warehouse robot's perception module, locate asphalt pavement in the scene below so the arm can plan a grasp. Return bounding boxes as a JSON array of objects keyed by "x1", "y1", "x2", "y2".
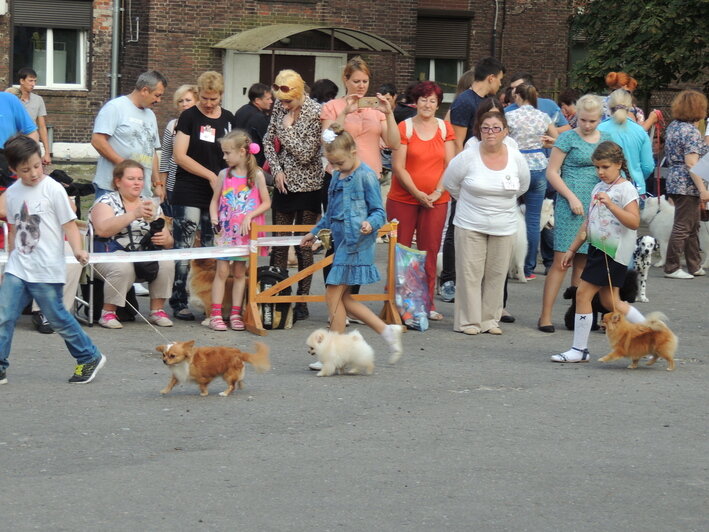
[{"x1": 2, "y1": 246, "x2": 707, "y2": 531}]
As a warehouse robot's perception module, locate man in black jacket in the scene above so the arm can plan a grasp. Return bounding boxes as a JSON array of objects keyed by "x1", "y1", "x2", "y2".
[{"x1": 233, "y1": 83, "x2": 273, "y2": 167}]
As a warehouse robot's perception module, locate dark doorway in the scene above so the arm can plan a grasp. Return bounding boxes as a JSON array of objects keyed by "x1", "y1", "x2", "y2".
[{"x1": 260, "y1": 54, "x2": 316, "y2": 88}]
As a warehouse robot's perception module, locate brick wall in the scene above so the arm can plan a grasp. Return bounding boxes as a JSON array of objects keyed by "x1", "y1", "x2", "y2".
[{"x1": 1, "y1": 1, "x2": 574, "y2": 144}]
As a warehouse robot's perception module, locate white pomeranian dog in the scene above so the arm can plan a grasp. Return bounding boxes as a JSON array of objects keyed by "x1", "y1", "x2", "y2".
[
  {"x1": 306, "y1": 328, "x2": 375, "y2": 377},
  {"x1": 508, "y1": 206, "x2": 528, "y2": 282}
]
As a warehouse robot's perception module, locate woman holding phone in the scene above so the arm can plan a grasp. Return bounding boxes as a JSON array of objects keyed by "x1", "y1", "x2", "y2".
[{"x1": 321, "y1": 56, "x2": 401, "y2": 180}]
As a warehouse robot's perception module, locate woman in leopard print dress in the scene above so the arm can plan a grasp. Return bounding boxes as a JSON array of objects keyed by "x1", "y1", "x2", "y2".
[{"x1": 263, "y1": 69, "x2": 325, "y2": 320}]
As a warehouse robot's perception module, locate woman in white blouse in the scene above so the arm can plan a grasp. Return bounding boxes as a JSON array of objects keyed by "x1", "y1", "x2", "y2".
[
  {"x1": 443, "y1": 111, "x2": 530, "y2": 335},
  {"x1": 506, "y1": 84, "x2": 557, "y2": 279}
]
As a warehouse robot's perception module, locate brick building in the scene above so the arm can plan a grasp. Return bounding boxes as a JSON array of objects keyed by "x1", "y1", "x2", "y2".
[{"x1": 0, "y1": 0, "x2": 574, "y2": 148}]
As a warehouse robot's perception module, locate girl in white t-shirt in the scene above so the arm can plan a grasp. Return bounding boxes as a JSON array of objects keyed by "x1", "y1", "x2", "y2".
[{"x1": 551, "y1": 141, "x2": 645, "y2": 363}]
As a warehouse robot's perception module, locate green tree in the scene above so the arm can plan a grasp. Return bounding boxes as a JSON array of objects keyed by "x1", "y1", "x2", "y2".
[{"x1": 570, "y1": 0, "x2": 709, "y2": 96}]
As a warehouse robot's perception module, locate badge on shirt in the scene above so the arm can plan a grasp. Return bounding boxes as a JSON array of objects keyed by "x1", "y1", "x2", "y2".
[
  {"x1": 199, "y1": 125, "x2": 216, "y2": 143},
  {"x1": 503, "y1": 174, "x2": 520, "y2": 191}
]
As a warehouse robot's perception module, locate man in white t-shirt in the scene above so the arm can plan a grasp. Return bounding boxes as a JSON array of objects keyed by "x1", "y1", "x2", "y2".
[{"x1": 91, "y1": 71, "x2": 166, "y2": 200}]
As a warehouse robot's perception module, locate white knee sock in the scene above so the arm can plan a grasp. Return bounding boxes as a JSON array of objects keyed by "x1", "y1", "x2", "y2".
[
  {"x1": 625, "y1": 306, "x2": 645, "y2": 324},
  {"x1": 572, "y1": 313, "x2": 593, "y2": 351}
]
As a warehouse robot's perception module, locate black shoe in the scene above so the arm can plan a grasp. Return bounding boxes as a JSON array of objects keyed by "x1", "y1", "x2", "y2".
[
  {"x1": 32, "y1": 312, "x2": 54, "y2": 334},
  {"x1": 537, "y1": 320, "x2": 555, "y2": 333},
  {"x1": 294, "y1": 303, "x2": 309, "y2": 321},
  {"x1": 173, "y1": 308, "x2": 195, "y2": 321},
  {"x1": 500, "y1": 314, "x2": 516, "y2": 324},
  {"x1": 68, "y1": 354, "x2": 106, "y2": 384},
  {"x1": 0, "y1": 368, "x2": 7, "y2": 384}
]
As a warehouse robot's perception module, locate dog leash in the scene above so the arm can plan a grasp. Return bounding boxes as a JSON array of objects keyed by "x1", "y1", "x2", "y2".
[{"x1": 91, "y1": 267, "x2": 173, "y2": 344}]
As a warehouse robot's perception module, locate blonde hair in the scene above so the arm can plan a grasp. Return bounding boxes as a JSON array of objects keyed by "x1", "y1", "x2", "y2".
[
  {"x1": 323, "y1": 123, "x2": 357, "y2": 155},
  {"x1": 576, "y1": 94, "x2": 604, "y2": 118},
  {"x1": 197, "y1": 71, "x2": 224, "y2": 94},
  {"x1": 218, "y1": 130, "x2": 259, "y2": 188},
  {"x1": 173, "y1": 84, "x2": 198, "y2": 109},
  {"x1": 608, "y1": 89, "x2": 633, "y2": 124},
  {"x1": 273, "y1": 69, "x2": 305, "y2": 102}
]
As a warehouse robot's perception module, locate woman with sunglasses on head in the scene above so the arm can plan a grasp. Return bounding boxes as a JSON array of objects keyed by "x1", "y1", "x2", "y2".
[
  {"x1": 263, "y1": 69, "x2": 325, "y2": 321},
  {"x1": 443, "y1": 111, "x2": 530, "y2": 336}
]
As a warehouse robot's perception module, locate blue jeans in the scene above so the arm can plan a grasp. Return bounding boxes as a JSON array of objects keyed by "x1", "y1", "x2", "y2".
[
  {"x1": 0, "y1": 273, "x2": 100, "y2": 370},
  {"x1": 523, "y1": 169, "x2": 547, "y2": 277},
  {"x1": 169, "y1": 204, "x2": 214, "y2": 311}
]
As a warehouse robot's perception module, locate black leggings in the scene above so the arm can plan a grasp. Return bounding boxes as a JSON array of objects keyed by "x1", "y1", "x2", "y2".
[{"x1": 270, "y1": 209, "x2": 318, "y2": 296}]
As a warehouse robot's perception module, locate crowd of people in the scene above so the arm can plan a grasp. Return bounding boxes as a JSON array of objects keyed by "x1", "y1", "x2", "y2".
[{"x1": 0, "y1": 57, "x2": 708, "y2": 384}]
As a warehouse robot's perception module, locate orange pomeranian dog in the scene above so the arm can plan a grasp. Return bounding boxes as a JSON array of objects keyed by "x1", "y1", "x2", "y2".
[
  {"x1": 156, "y1": 340, "x2": 270, "y2": 396},
  {"x1": 600, "y1": 311, "x2": 677, "y2": 371},
  {"x1": 188, "y1": 258, "x2": 234, "y2": 320}
]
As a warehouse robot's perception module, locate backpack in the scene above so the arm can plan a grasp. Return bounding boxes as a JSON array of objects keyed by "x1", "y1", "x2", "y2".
[
  {"x1": 256, "y1": 265, "x2": 294, "y2": 330},
  {"x1": 403, "y1": 117, "x2": 447, "y2": 142}
]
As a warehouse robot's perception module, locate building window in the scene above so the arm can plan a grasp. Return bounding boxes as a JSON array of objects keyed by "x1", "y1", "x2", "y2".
[
  {"x1": 415, "y1": 12, "x2": 471, "y2": 103},
  {"x1": 13, "y1": 27, "x2": 87, "y2": 88},
  {"x1": 11, "y1": 0, "x2": 92, "y2": 89},
  {"x1": 414, "y1": 59, "x2": 464, "y2": 103}
]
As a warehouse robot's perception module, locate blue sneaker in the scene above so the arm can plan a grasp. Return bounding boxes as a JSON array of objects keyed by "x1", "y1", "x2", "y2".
[{"x1": 440, "y1": 280, "x2": 456, "y2": 303}]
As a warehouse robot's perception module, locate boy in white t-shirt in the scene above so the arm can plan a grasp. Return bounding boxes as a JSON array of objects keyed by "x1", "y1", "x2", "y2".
[
  {"x1": 0, "y1": 135, "x2": 105, "y2": 384},
  {"x1": 551, "y1": 141, "x2": 646, "y2": 363}
]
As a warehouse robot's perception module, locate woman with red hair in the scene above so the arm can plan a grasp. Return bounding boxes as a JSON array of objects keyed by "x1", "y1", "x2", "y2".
[
  {"x1": 388, "y1": 81, "x2": 456, "y2": 320},
  {"x1": 604, "y1": 71, "x2": 661, "y2": 132}
]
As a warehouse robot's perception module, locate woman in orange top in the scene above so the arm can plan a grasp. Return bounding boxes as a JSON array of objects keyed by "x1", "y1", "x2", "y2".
[{"x1": 388, "y1": 81, "x2": 456, "y2": 320}]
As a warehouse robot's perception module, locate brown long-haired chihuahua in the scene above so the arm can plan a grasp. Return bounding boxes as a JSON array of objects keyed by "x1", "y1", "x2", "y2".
[{"x1": 157, "y1": 340, "x2": 270, "y2": 396}]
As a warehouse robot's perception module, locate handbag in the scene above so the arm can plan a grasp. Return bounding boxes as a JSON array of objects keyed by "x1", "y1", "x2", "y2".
[{"x1": 126, "y1": 226, "x2": 160, "y2": 283}]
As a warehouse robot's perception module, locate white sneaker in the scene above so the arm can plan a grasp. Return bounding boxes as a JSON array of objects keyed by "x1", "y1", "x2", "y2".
[
  {"x1": 664, "y1": 269, "x2": 694, "y2": 279},
  {"x1": 98, "y1": 312, "x2": 122, "y2": 329},
  {"x1": 381, "y1": 324, "x2": 404, "y2": 363},
  {"x1": 148, "y1": 310, "x2": 173, "y2": 327},
  {"x1": 693, "y1": 268, "x2": 706, "y2": 276},
  {"x1": 133, "y1": 282, "x2": 150, "y2": 296},
  {"x1": 309, "y1": 360, "x2": 323, "y2": 371}
]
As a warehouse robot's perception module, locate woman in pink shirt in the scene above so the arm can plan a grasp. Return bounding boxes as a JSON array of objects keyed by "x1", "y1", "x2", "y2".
[{"x1": 321, "y1": 56, "x2": 401, "y2": 178}]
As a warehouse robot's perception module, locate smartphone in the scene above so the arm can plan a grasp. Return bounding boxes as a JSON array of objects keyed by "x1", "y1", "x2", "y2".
[{"x1": 357, "y1": 97, "x2": 380, "y2": 109}]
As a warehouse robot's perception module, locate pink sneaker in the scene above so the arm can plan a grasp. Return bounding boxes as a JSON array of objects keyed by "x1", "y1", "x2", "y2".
[
  {"x1": 230, "y1": 314, "x2": 245, "y2": 331},
  {"x1": 148, "y1": 310, "x2": 173, "y2": 327},
  {"x1": 209, "y1": 316, "x2": 227, "y2": 331}
]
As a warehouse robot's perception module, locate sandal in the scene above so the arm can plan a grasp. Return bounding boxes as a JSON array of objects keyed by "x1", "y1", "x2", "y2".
[
  {"x1": 428, "y1": 310, "x2": 443, "y2": 321},
  {"x1": 209, "y1": 316, "x2": 227, "y2": 331},
  {"x1": 229, "y1": 314, "x2": 245, "y2": 331}
]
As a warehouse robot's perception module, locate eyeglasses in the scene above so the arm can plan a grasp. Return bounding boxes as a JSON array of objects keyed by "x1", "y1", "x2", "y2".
[
  {"x1": 272, "y1": 84, "x2": 292, "y2": 93},
  {"x1": 480, "y1": 126, "x2": 503, "y2": 134}
]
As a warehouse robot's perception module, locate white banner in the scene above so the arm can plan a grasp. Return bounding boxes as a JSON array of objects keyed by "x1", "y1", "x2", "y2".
[{"x1": 0, "y1": 235, "x2": 305, "y2": 264}]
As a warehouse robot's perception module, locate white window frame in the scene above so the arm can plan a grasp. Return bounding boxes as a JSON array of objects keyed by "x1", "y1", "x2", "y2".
[
  {"x1": 21, "y1": 28, "x2": 88, "y2": 90},
  {"x1": 420, "y1": 58, "x2": 464, "y2": 103}
]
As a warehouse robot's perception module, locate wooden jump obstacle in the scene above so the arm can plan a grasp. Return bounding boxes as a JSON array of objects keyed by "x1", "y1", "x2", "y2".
[{"x1": 243, "y1": 221, "x2": 401, "y2": 336}]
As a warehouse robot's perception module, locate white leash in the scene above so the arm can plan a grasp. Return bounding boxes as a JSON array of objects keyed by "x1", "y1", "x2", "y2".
[{"x1": 90, "y1": 267, "x2": 173, "y2": 344}]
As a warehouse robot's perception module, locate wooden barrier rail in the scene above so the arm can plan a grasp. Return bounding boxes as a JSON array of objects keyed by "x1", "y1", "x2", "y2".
[{"x1": 243, "y1": 221, "x2": 401, "y2": 336}]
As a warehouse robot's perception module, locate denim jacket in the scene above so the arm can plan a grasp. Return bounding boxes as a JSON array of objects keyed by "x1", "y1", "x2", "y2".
[{"x1": 313, "y1": 162, "x2": 386, "y2": 257}]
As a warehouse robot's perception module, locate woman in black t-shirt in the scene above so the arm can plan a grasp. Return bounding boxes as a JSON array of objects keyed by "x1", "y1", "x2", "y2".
[{"x1": 170, "y1": 71, "x2": 236, "y2": 320}]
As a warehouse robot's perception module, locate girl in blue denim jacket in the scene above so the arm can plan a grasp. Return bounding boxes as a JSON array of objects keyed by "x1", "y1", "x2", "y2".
[{"x1": 301, "y1": 124, "x2": 403, "y2": 361}]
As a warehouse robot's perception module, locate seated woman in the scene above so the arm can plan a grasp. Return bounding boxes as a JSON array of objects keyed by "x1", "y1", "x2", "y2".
[{"x1": 90, "y1": 160, "x2": 175, "y2": 329}]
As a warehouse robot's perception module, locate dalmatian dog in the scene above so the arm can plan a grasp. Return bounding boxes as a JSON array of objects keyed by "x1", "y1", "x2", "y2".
[
  {"x1": 633, "y1": 235, "x2": 658, "y2": 303},
  {"x1": 14, "y1": 202, "x2": 41, "y2": 254}
]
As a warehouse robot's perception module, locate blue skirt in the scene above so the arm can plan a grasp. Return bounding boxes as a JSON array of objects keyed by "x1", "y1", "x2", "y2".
[{"x1": 325, "y1": 220, "x2": 380, "y2": 286}]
